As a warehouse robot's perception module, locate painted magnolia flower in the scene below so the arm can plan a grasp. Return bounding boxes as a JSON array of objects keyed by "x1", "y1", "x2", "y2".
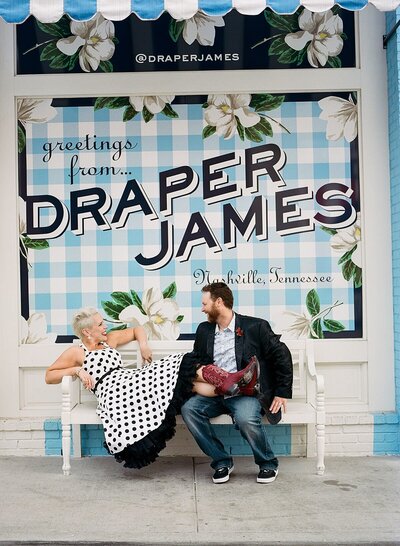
[
  {"x1": 129, "y1": 95, "x2": 175, "y2": 114},
  {"x1": 318, "y1": 94, "x2": 358, "y2": 142},
  {"x1": 56, "y1": 14, "x2": 115, "y2": 72},
  {"x1": 17, "y1": 99, "x2": 57, "y2": 127},
  {"x1": 119, "y1": 287, "x2": 180, "y2": 340},
  {"x1": 330, "y1": 213, "x2": 362, "y2": 267},
  {"x1": 20, "y1": 313, "x2": 56, "y2": 344},
  {"x1": 204, "y1": 94, "x2": 260, "y2": 139},
  {"x1": 280, "y1": 310, "x2": 313, "y2": 339},
  {"x1": 180, "y1": 13, "x2": 225, "y2": 46},
  {"x1": 285, "y1": 10, "x2": 343, "y2": 68}
]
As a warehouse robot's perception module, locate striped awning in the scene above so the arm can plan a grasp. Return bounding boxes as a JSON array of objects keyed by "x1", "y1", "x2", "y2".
[{"x1": 0, "y1": 0, "x2": 399, "y2": 23}]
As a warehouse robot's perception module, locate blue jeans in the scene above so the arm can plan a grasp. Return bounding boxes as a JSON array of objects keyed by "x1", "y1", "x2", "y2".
[{"x1": 181, "y1": 394, "x2": 278, "y2": 471}]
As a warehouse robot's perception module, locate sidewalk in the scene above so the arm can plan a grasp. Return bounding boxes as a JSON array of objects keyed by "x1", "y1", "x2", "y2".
[{"x1": 0, "y1": 455, "x2": 399, "y2": 545}]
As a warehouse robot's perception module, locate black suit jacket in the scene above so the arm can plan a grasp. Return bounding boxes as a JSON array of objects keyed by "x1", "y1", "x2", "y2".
[{"x1": 193, "y1": 313, "x2": 293, "y2": 423}]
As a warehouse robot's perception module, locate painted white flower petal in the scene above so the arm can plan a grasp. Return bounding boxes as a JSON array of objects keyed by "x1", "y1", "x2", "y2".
[
  {"x1": 149, "y1": 298, "x2": 179, "y2": 322},
  {"x1": 235, "y1": 107, "x2": 260, "y2": 128},
  {"x1": 352, "y1": 246, "x2": 362, "y2": 268},
  {"x1": 20, "y1": 317, "x2": 29, "y2": 344},
  {"x1": 57, "y1": 35, "x2": 85, "y2": 56},
  {"x1": 129, "y1": 96, "x2": 145, "y2": 111},
  {"x1": 182, "y1": 18, "x2": 198, "y2": 45},
  {"x1": 343, "y1": 112, "x2": 358, "y2": 142},
  {"x1": 285, "y1": 30, "x2": 313, "y2": 51},
  {"x1": 142, "y1": 287, "x2": 164, "y2": 312},
  {"x1": 119, "y1": 305, "x2": 146, "y2": 325},
  {"x1": 144, "y1": 96, "x2": 166, "y2": 114}
]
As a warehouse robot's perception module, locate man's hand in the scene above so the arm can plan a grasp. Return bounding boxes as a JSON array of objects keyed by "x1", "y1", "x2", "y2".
[{"x1": 269, "y1": 396, "x2": 287, "y2": 414}]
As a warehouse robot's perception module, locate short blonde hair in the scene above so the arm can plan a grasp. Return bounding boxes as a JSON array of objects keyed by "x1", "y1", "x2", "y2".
[{"x1": 72, "y1": 307, "x2": 99, "y2": 338}]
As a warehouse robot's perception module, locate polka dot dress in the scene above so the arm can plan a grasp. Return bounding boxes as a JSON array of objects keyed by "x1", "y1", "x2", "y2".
[{"x1": 80, "y1": 343, "x2": 190, "y2": 463}]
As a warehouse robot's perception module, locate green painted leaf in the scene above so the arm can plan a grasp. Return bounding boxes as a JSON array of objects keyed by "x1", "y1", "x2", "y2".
[
  {"x1": 311, "y1": 318, "x2": 323, "y2": 339},
  {"x1": 306, "y1": 289, "x2": 320, "y2": 317},
  {"x1": 142, "y1": 106, "x2": 154, "y2": 123},
  {"x1": 94, "y1": 97, "x2": 130, "y2": 110},
  {"x1": 48, "y1": 52, "x2": 71, "y2": 69},
  {"x1": 68, "y1": 51, "x2": 79, "y2": 71},
  {"x1": 338, "y1": 247, "x2": 356, "y2": 265},
  {"x1": 323, "y1": 319, "x2": 346, "y2": 333},
  {"x1": 278, "y1": 47, "x2": 305, "y2": 65},
  {"x1": 342, "y1": 260, "x2": 356, "y2": 281},
  {"x1": 176, "y1": 315, "x2": 184, "y2": 323},
  {"x1": 353, "y1": 265, "x2": 362, "y2": 288},
  {"x1": 162, "y1": 103, "x2": 179, "y2": 119},
  {"x1": 163, "y1": 282, "x2": 177, "y2": 299},
  {"x1": 320, "y1": 226, "x2": 337, "y2": 235},
  {"x1": 264, "y1": 10, "x2": 299, "y2": 32},
  {"x1": 236, "y1": 118, "x2": 245, "y2": 140},
  {"x1": 244, "y1": 126, "x2": 263, "y2": 143},
  {"x1": 268, "y1": 36, "x2": 288, "y2": 57},
  {"x1": 130, "y1": 290, "x2": 146, "y2": 315},
  {"x1": 252, "y1": 94, "x2": 285, "y2": 112},
  {"x1": 202, "y1": 102, "x2": 209, "y2": 109},
  {"x1": 39, "y1": 41, "x2": 58, "y2": 61},
  {"x1": 36, "y1": 19, "x2": 71, "y2": 38},
  {"x1": 111, "y1": 291, "x2": 134, "y2": 307},
  {"x1": 23, "y1": 237, "x2": 49, "y2": 250},
  {"x1": 18, "y1": 126, "x2": 26, "y2": 153},
  {"x1": 99, "y1": 60, "x2": 113, "y2": 73},
  {"x1": 169, "y1": 19, "x2": 185, "y2": 42},
  {"x1": 327, "y1": 56, "x2": 342, "y2": 69},
  {"x1": 255, "y1": 118, "x2": 273, "y2": 137},
  {"x1": 123, "y1": 106, "x2": 138, "y2": 122},
  {"x1": 202, "y1": 125, "x2": 216, "y2": 139},
  {"x1": 101, "y1": 300, "x2": 124, "y2": 320}
]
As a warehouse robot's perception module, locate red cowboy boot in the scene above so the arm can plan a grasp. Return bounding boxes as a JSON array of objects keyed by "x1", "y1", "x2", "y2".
[
  {"x1": 239, "y1": 356, "x2": 260, "y2": 396},
  {"x1": 202, "y1": 359, "x2": 258, "y2": 396}
]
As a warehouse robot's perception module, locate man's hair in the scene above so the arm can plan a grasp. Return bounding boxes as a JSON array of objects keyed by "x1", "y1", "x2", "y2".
[
  {"x1": 202, "y1": 282, "x2": 233, "y2": 309},
  {"x1": 71, "y1": 307, "x2": 99, "y2": 338}
]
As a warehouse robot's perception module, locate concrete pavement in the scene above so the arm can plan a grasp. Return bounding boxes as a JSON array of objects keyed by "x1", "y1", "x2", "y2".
[{"x1": 0, "y1": 455, "x2": 399, "y2": 545}]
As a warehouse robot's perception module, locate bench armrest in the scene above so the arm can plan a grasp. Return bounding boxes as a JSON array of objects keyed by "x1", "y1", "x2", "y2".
[
  {"x1": 305, "y1": 339, "x2": 324, "y2": 395},
  {"x1": 61, "y1": 375, "x2": 79, "y2": 413}
]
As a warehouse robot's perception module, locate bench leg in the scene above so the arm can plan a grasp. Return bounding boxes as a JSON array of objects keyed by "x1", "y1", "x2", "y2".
[
  {"x1": 316, "y1": 423, "x2": 325, "y2": 475},
  {"x1": 72, "y1": 424, "x2": 82, "y2": 457},
  {"x1": 62, "y1": 422, "x2": 71, "y2": 476}
]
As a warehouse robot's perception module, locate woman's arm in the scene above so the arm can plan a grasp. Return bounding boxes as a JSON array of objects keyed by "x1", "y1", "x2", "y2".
[
  {"x1": 45, "y1": 346, "x2": 85, "y2": 384},
  {"x1": 107, "y1": 326, "x2": 152, "y2": 362}
]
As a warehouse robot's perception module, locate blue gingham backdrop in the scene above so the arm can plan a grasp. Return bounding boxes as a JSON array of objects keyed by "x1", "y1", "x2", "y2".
[{"x1": 23, "y1": 96, "x2": 358, "y2": 336}]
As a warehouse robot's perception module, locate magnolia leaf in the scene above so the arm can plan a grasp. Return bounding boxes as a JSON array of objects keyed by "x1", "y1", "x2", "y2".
[
  {"x1": 353, "y1": 265, "x2": 362, "y2": 288},
  {"x1": 338, "y1": 247, "x2": 356, "y2": 265},
  {"x1": 320, "y1": 226, "x2": 337, "y2": 235},
  {"x1": 163, "y1": 282, "x2": 177, "y2": 299},
  {"x1": 68, "y1": 51, "x2": 79, "y2": 71},
  {"x1": 48, "y1": 52, "x2": 71, "y2": 69},
  {"x1": 327, "y1": 56, "x2": 342, "y2": 69},
  {"x1": 268, "y1": 36, "x2": 288, "y2": 57},
  {"x1": 40, "y1": 41, "x2": 59, "y2": 61},
  {"x1": 255, "y1": 118, "x2": 273, "y2": 137},
  {"x1": 202, "y1": 125, "x2": 216, "y2": 139},
  {"x1": 306, "y1": 289, "x2": 320, "y2": 317},
  {"x1": 251, "y1": 94, "x2": 285, "y2": 112},
  {"x1": 107, "y1": 324, "x2": 127, "y2": 332},
  {"x1": 99, "y1": 60, "x2": 113, "y2": 73},
  {"x1": 123, "y1": 106, "x2": 138, "y2": 122},
  {"x1": 342, "y1": 260, "x2": 356, "y2": 281},
  {"x1": 18, "y1": 126, "x2": 26, "y2": 153},
  {"x1": 169, "y1": 19, "x2": 185, "y2": 42},
  {"x1": 36, "y1": 19, "x2": 71, "y2": 38},
  {"x1": 162, "y1": 103, "x2": 179, "y2": 119},
  {"x1": 142, "y1": 106, "x2": 154, "y2": 123},
  {"x1": 101, "y1": 300, "x2": 124, "y2": 320},
  {"x1": 23, "y1": 237, "x2": 49, "y2": 250},
  {"x1": 264, "y1": 10, "x2": 299, "y2": 32},
  {"x1": 236, "y1": 118, "x2": 245, "y2": 141},
  {"x1": 176, "y1": 315, "x2": 184, "y2": 323},
  {"x1": 244, "y1": 126, "x2": 263, "y2": 143},
  {"x1": 323, "y1": 319, "x2": 346, "y2": 333},
  {"x1": 130, "y1": 290, "x2": 146, "y2": 315},
  {"x1": 278, "y1": 47, "x2": 305, "y2": 65},
  {"x1": 110, "y1": 291, "x2": 134, "y2": 308},
  {"x1": 311, "y1": 318, "x2": 323, "y2": 339}
]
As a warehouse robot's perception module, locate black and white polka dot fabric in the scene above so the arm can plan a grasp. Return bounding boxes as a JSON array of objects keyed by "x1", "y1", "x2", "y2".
[{"x1": 80, "y1": 343, "x2": 185, "y2": 455}]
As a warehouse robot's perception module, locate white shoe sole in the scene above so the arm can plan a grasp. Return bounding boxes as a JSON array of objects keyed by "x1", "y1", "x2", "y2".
[
  {"x1": 213, "y1": 465, "x2": 234, "y2": 484},
  {"x1": 257, "y1": 469, "x2": 278, "y2": 483}
]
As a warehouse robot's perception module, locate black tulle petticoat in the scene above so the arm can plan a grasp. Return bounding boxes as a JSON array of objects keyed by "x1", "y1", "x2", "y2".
[{"x1": 104, "y1": 351, "x2": 207, "y2": 469}]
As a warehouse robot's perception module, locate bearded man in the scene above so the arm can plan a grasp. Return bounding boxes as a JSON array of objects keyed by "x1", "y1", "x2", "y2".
[{"x1": 181, "y1": 282, "x2": 293, "y2": 484}]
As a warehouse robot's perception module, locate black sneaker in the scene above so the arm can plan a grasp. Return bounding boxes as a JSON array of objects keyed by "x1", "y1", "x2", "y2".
[
  {"x1": 257, "y1": 468, "x2": 278, "y2": 483},
  {"x1": 212, "y1": 465, "x2": 234, "y2": 484}
]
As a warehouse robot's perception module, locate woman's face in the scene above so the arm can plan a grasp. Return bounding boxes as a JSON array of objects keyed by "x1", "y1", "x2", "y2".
[{"x1": 86, "y1": 313, "x2": 107, "y2": 342}]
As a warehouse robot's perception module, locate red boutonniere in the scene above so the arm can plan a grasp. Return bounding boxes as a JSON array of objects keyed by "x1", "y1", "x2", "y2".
[{"x1": 235, "y1": 327, "x2": 244, "y2": 337}]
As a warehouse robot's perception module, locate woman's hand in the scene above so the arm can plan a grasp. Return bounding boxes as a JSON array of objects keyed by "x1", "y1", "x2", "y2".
[
  {"x1": 76, "y1": 368, "x2": 94, "y2": 390},
  {"x1": 140, "y1": 345, "x2": 153, "y2": 364}
]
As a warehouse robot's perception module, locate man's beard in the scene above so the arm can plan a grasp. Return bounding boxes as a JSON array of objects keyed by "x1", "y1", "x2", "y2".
[{"x1": 206, "y1": 304, "x2": 220, "y2": 323}]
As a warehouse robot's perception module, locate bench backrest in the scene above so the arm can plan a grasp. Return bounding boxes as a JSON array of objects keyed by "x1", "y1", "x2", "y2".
[{"x1": 79, "y1": 338, "x2": 313, "y2": 403}]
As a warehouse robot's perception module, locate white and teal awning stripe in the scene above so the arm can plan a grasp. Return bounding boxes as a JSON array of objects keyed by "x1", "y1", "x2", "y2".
[{"x1": 0, "y1": 0, "x2": 399, "y2": 23}]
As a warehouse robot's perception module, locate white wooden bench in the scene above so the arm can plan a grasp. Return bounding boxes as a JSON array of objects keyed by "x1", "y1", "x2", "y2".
[{"x1": 61, "y1": 339, "x2": 325, "y2": 476}]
